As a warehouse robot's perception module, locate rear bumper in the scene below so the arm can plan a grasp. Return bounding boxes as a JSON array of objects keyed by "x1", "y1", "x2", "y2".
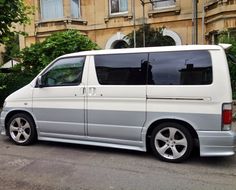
[
  {"x1": 197, "y1": 130, "x2": 236, "y2": 157},
  {"x1": 234, "y1": 122, "x2": 236, "y2": 149}
]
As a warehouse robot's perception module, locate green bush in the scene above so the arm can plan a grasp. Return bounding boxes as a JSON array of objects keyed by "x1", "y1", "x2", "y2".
[
  {"x1": 0, "y1": 68, "x2": 35, "y2": 106},
  {"x1": 218, "y1": 32, "x2": 236, "y2": 99},
  {"x1": 20, "y1": 30, "x2": 99, "y2": 74},
  {"x1": 126, "y1": 25, "x2": 176, "y2": 48}
]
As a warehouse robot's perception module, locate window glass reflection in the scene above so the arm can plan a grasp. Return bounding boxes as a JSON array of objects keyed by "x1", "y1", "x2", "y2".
[{"x1": 149, "y1": 51, "x2": 212, "y2": 85}]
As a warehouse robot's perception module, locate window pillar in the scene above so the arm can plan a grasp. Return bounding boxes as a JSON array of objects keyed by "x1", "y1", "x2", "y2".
[{"x1": 64, "y1": 0, "x2": 71, "y2": 18}]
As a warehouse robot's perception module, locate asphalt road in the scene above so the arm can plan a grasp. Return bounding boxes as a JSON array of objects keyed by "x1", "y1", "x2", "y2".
[{"x1": 0, "y1": 134, "x2": 236, "y2": 190}]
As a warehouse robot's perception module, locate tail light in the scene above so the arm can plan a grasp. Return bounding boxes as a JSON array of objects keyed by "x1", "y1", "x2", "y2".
[{"x1": 222, "y1": 103, "x2": 232, "y2": 131}]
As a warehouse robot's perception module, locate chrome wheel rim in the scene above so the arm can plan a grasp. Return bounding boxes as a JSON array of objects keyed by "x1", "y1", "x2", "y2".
[
  {"x1": 9, "y1": 117, "x2": 31, "y2": 143},
  {"x1": 154, "y1": 127, "x2": 188, "y2": 160}
]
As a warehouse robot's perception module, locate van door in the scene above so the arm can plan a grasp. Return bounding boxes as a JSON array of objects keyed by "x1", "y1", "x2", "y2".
[
  {"x1": 32, "y1": 56, "x2": 87, "y2": 138},
  {"x1": 86, "y1": 53, "x2": 148, "y2": 142}
]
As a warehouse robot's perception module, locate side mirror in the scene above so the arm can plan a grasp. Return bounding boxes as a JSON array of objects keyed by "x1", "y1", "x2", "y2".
[{"x1": 37, "y1": 76, "x2": 43, "y2": 88}]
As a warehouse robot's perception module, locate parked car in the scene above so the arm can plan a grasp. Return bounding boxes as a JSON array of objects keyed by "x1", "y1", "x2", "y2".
[{"x1": 1, "y1": 45, "x2": 235, "y2": 162}]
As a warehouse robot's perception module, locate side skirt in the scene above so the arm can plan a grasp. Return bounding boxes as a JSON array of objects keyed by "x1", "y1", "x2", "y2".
[{"x1": 38, "y1": 133, "x2": 146, "y2": 152}]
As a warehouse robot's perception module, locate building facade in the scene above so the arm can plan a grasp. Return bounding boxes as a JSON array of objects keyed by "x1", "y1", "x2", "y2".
[{"x1": 19, "y1": 0, "x2": 236, "y2": 50}]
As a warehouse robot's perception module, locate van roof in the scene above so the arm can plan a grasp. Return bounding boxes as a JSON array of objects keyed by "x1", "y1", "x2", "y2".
[{"x1": 60, "y1": 45, "x2": 223, "y2": 58}]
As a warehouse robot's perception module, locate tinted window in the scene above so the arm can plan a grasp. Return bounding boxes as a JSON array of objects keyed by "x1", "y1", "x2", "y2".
[
  {"x1": 149, "y1": 51, "x2": 212, "y2": 85},
  {"x1": 41, "y1": 57, "x2": 85, "y2": 87},
  {"x1": 95, "y1": 53, "x2": 148, "y2": 85}
]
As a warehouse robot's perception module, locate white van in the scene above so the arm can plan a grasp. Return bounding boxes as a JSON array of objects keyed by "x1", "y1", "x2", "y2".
[{"x1": 1, "y1": 45, "x2": 235, "y2": 162}]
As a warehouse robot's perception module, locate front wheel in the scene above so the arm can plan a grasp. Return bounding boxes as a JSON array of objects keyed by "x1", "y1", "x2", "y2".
[
  {"x1": 150, "y1": 122, "x2": 193, "y2": 163},
  {"x1": 7, "y1": 113, "x2": 37, "y2": 145}
]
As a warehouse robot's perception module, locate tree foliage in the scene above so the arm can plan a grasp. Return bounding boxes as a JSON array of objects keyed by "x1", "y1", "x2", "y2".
[
  {"x1": 218, "y1": 32, "x2": 236, "y2": 98},
  {"x1": 0, "y1": 30, "x2": 99, "y2": 106},
  {"x1": 0, "y1": 0, "x2": 32, "y2": 44},
  {"x1": 3, "y1": 34, "x2": 20, "y2": 63},
  {"x1": 126, "y1": 25, "x2": 176, "y2": 48},
  {"x1": 20, "y1": 30, "x2": 100, "y2": 74}
]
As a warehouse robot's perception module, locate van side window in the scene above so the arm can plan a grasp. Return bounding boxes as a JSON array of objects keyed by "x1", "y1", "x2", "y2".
[
  {"x1": 95, "y1": 53, "x2": 148, "y2": 85},
  {"x1": 41, "y1": 57, "x2": 85, "y2": 87},
  {"x1": 149, "y1": 50, "x2": 212, "y2": 85}
]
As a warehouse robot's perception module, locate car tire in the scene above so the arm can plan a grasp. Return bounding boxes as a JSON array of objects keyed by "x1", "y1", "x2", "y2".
[
  {"x1": 150, "y1": 122, "x2": 193, "y2": 163},
  {"x1": 7, "y1": 113, "x2": 37, "y2": 145}
]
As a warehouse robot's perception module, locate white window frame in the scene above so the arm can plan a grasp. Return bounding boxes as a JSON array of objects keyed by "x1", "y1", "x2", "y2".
[
  {"x1": 153, "y1": 0, "x2": 176, "y2": 10},
  {"x1": 71, "y1": 0, "x2": 81, "y2": 19},
  {"x1": 109, "y1": 0, "x2": 128, "y2": 15}
]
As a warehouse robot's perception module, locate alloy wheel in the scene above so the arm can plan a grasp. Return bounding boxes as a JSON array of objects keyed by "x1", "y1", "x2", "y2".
[
  {"x1": 154, "y1": 127, "x2": 188, "y2": 160},
  {"x1": 9, "y1": 117, "x2": 31, "y2": 144}
]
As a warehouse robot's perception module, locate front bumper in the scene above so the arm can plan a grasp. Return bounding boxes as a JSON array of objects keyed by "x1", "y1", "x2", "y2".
[
  {"x1": 197, "y1": 130, "x2": 236, "y2": 157},
  {"x1": 0, "y1": 109, "x2": 6, "y2": 135}
]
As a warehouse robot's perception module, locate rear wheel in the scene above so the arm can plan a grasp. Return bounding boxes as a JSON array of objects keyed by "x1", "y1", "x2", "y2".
[
  {"x1": 150, "y1": 122, "x2": 193, "y2": 163},
  {"x1": 7, "y1": 113, "x2": 37, "y2": 145}
]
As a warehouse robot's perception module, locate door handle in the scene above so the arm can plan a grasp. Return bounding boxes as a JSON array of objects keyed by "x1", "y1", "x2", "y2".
[{"x1": 88, "y1": 87, "x2": 96, "y2": 96}]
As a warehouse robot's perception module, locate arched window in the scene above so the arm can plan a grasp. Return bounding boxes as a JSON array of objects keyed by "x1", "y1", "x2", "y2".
[
  {"x1": 112, "y1": 40, "x2": 128, "y2": 49},
  {"x1": 105, "y1": 32, "x2": 130, "y2": 49},
  {"x1": 163, "y1": 28, "x2": 182, "y2": 45}
]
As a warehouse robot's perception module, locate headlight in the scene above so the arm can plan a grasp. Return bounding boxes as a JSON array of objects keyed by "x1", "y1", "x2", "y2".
[{"x1": 3, "y1": 101, "x2": 6, "y2": 108}]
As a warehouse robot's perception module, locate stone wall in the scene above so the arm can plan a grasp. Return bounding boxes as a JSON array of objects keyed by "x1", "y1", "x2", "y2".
[{"x1": 19, "y1": 0, "x2": 236, "y2": 50}]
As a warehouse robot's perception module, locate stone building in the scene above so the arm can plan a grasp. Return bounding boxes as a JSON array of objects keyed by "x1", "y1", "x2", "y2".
[{"x1": 17, "y1": 0, "x2": 236, "y2": 49}]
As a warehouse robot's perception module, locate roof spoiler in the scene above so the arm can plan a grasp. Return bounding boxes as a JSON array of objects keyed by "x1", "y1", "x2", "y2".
[{"x1": 218, "y1": 43, "x2": 232, "y2": 50}]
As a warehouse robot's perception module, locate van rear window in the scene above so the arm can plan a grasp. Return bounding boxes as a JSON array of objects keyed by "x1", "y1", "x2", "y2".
[{"x1": 148, "y1": 50, "x2": 212, "y2": 85}]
